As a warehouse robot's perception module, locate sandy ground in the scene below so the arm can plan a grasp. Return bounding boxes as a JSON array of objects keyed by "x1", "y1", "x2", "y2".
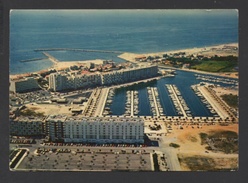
[
  {"x1": 26, "y1": 103, "x2": 86, "y2": 116},
  {"x1": 166, "y1": 123, "x2": 238, "y2": 170},
  {"x1": 167, "y1": 123, "x2": 238, "y2": 154}
]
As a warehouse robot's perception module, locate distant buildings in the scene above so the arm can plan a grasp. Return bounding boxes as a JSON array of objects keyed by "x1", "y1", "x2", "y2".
[
  {"x1": 46, "y1": 116, "x2": 144, "y2": 143},
  {"x1": 9, "y1": 77, "x2": 40, "y2": 93},
  {"x1": 48, "y1": 65, "x2": 158, "y2": 91}
]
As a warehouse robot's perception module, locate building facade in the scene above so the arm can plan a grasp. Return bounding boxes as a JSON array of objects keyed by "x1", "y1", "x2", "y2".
[
  {"x1": 48, "y1": 72, "x2": 101, "y2": 91},
  {"x1": 48, "y1": 65, "x2": 158, "y2": 91},
  {"x1": 9, "y1": 77, "x2": 40, "y2": 93},
  {"x1": 10, "y1": 117, "x2": 45, "y2": 136},
  {"x1": 100, "y1": 65, "x2": 158, "y2": 85},
  {"x1": 45, "y1": 116, "x2": 144, "y2": 143}
]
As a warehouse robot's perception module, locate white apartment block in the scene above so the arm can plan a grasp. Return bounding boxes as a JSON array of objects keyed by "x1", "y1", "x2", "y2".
[
  {"x1": 10, "y1": 117, "x2": 45, "y2": 136},
  {"x1": 48, "y1": 65, "x2": 158, "y2": 91},
  {"x1": 49, "y1": 72, "x2": 101, "y2": 91},
  {"x1": 101, "y1": 65, "x2": 158, "y2": 85},
  {"x1": 46, "y1": 116, "x2": 144, "y2": 143},
  {"x1": 9, "y1": 77, "x2": 40, "y2": 93}
]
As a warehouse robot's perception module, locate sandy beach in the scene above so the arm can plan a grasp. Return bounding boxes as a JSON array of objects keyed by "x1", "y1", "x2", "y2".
[{"x1": 118, "y1": 43, "x2": 238, "y2": 62}]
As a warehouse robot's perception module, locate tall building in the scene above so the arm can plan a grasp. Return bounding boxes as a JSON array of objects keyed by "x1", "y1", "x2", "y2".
[
  {"x1": 45, "y1": 116, "x2": 144, "y2": 143},
  {"x1": 9, "y1": 77, "x2": 40, "y2": 93}
]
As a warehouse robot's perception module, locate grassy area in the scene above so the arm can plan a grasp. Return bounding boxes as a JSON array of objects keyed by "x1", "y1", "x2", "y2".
[
  {"x1": 199, "y1": 131, "x2": 238, "y2": 154},
  {"x1": 169, "y1": 143, "x2": 180, "y2": 148},
  {"x1": 221, "y1": 94, "x2": 238, "y2": 108},
  {"x1": 178, "y1": 155, "x2": 238, "y2": 171},
  {"x1": 191, "y1": 60, "x2": 237, "y2": 72}
]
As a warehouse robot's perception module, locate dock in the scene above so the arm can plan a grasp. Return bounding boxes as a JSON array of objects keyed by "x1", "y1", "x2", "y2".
[
  {"x1": 130, "y1": 91, "x2": 134, "y2": 116},
  {"x1": 150, "y1": 87, "x2": 160, "y2": 116},
  {"x1": 167, "y1": 85, "x2": 187, "y2": 117}
]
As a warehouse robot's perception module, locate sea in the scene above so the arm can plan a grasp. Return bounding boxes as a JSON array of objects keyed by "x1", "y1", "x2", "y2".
[
  {"x1": 10, "y1": 9, "x2": 238, "y2": 74},
  {"x1": 10, "y1": 10, "x2": 238, "y2": 117}
]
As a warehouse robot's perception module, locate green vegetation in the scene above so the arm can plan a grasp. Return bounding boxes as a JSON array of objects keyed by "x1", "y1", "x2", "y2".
[
  {"x1": 221, "y1": 94, "x2": 238, "y2": 108},
  {"x1": 191, "y1": 60, "x2": 237, "y2": 72},
  {"x1": 178, "y1": 155, "x2": 238, "y2": 171},
  {"x1": 178, "y1": 156, "x2": 215, "y2": 171},
  {"x1": 169, "y1": 143, "x2": 180, "y2": 148},
  {"x1": 20, "y1": 109, "x2": 45, "y2": 117},
  {"x1": 199, "y1": 131, "x2": 238, "y2": 154}
]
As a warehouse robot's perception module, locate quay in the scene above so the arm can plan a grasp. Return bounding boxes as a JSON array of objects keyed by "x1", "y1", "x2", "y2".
[
  {"x1": 197, "y1": 85, "x2": 229, "y2": 119},
  {"x1": 167, "y1": 85, "x2": 187, "y2": 117},
  {"x1": 97, "y1": 88, "x2": 110, "y2": 117}
]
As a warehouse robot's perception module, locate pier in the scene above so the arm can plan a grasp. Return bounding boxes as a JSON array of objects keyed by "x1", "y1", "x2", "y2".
[
  {"x1": 167, "y1": 85, "x2": 187, "y2": 117},
  {"x1": 131, "y1": 91, "x2": 134, "y2": 116},
  {"x1": 150, "y1": 87, "x2": 160, "y2": 116}
]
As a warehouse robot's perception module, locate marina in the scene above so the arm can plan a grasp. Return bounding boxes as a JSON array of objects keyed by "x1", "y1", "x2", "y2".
[
  {"x1": 147, "y1": 87, "x2": 164, "y2": 117},
  {"x1": 195, "y1": 74, "x2": 238, "y2": 86},
  {"x1": 108, "y1": 70, "x2": 238, "y2": 118},
  {"x1": 192, "y1": 84, "x2": 229, "y2": 119},
  {"x1": 124, "y1": 90, "x2": 139, "y2": 116},
  {"x1": 165, "y1": 84, "x2": 191, "y2": 117}
]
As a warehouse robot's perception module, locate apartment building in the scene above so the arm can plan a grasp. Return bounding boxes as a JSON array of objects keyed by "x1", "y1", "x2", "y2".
[
  {"x1": 10, "y1": 117, "x2": 45, "y2": 136},
  {"x1": 48, "y1": 65, "x2": 158, "y2": 91},
  {"x1": 45, "y1": 116, "x2": 144, "y2": 143},
  {"x1": 9, "y1": 77, "x2": 40, "y2": 93}
]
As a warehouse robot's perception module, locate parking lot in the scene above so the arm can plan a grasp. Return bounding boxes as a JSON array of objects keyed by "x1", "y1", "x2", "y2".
[{"x1": 16, "y1": 147, "x2": 153, "y2": 171}]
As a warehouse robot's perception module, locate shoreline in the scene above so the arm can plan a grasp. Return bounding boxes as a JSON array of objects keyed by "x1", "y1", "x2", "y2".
[{"x1": 10, "y1": 42, "x2": 238, "y2": 79}]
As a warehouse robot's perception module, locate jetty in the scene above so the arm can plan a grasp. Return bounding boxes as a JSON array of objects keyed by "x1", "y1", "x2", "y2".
[
  {"x1": 35, "y1": 48, "x2": 123, "y2": 54},
  {"x1": 19, "y1": 57, "x2": 46, "y2": 63},
  {"x1": 166, "y1": 84, "x2": 188, "y2": 117},
  {"x1": 151, "y1": 87, "x2": 160, "y2": 116},
  {"x1": 42, "y1": 52, "x2": 59, "y2": 64}
]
